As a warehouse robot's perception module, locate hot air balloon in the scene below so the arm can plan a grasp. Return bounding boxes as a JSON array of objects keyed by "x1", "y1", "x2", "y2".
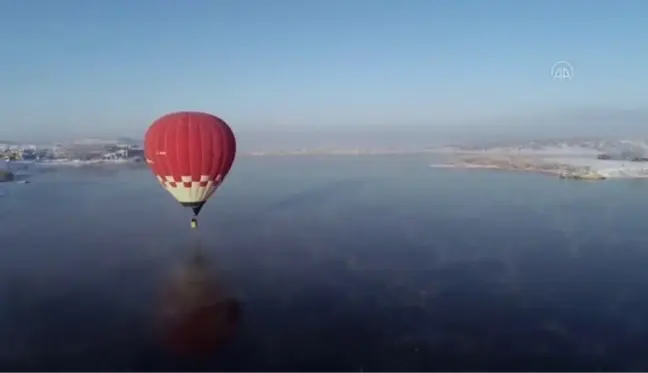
[{"x1": 144, "y1": 112, "x2": 236, "y2": 229}]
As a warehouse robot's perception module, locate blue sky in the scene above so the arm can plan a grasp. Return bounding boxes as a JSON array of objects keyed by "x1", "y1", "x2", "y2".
[{"x1": 0, "y1": 0, "x2": 646, "y2": 140}]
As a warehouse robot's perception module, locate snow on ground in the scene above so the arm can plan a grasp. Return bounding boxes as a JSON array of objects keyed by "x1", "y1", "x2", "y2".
[
  {"x1": 38, "y1": 159, "x2": 132, "y2": 166},
  {"x1": 492, "y1": 146, "x2": 600, "y2": 156},
  {"x1": 443, "y1": 144, "x2": 603, "y2": 155},
  {"x1": 544, "y1": 157, "x2": 648, "y2": 178}
]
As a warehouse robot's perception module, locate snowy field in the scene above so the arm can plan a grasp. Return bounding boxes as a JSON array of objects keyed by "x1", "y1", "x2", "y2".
[
  {"x1": 443, "y1": 138, "x2": 648, "y2": 179},
  {"x1": 543, "y1": 157, "x2": 648, "y2": 178},
  {"x1": 37, "y1": 159, "x2": 133, "y2": 166}
]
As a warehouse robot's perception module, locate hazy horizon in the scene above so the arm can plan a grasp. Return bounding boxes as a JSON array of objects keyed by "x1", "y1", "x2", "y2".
[{"x1": 4, "y1": 108, "x2": 648, "y2": 151}]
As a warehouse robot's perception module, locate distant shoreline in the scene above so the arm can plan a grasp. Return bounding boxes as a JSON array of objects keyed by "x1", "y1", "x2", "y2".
[
  {"x1": 429, "y1": 154, "x2": 648, "y2": 180},
  {"x1": 13, "y1": 148, "x2": 648, "y2": 181},
  {"x1": 429, "y1": 162, "x2": 565, "y2": 177}
]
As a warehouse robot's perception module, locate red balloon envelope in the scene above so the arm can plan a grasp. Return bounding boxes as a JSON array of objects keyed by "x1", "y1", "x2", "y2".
[{"x1": 144, "y1": 112, "x2": 236, "y2": 215}]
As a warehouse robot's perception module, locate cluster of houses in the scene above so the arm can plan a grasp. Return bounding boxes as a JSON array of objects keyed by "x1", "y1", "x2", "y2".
[
  {"x1": 0, "y1": 142, "x2": 144, "y2": 162},
  {"x1": 101, "y1": 145, "x2": 144, "y2": 161},
  {"x1": 0, "y1": 144, "x2": 46, "y2": 161},
  {"x1": 597, "y1": 152, "x2": 648, "y2": 162}
]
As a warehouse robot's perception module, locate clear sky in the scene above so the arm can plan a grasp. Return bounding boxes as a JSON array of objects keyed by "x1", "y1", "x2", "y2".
[{"x1": 0, "y1": 0, "x2": 646, "y2": 140}]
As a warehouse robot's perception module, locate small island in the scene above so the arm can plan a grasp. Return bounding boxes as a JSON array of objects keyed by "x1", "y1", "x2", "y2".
[{"x1": 0, "y1": 170, "x2": 15, "y2": 182}]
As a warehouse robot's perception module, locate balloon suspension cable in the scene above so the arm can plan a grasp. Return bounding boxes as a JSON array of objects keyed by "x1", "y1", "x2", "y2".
[
  {"x1": 190, "y1": 215, "x2": 204, "y2": 259},
  {"x1": 190, "y1": 205, "x2": 203, "y2": 230},
  {"x1": 188, "y1": 204, "x2": 205, "y2": 257}
]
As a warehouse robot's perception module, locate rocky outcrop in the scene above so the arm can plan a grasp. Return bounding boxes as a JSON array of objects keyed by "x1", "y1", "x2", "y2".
[{"x1": 0, "y1": 170, "x2": 14, "y2": 182}]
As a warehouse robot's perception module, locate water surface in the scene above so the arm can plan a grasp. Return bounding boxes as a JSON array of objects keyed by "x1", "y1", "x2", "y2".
[{"x1": 1, "y1": 155, "x2": 648, "y2": 371}]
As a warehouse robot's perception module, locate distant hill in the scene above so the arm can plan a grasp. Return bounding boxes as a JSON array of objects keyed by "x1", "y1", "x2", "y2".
[
  {"x1": 115, "y1": 137, "x2": 143, "y2": 146},
  {"x1": 4, "y1": 107, "x2": 646, "y2": 152},
  {"x1": 447, "y1": 138, "x2": 648, "y2": 156},
  {"x1": 69, "y1": 137, "x2": 142, "y2": 146}
]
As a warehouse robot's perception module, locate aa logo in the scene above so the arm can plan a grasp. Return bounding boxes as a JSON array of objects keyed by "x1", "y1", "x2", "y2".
[{"x1": 551, "y1": 61, "x2": 574, "y2": 81}]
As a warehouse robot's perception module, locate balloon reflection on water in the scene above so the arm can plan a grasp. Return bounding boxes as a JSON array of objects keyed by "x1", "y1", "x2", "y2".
[{"x1": 155, "y1": 248, "x2": 241, "y2": 357}]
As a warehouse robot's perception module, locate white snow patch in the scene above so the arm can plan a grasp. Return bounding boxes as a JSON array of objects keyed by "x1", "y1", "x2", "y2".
[{"x1": 544, "y1": 157, "x2": 648, "y2": 178}]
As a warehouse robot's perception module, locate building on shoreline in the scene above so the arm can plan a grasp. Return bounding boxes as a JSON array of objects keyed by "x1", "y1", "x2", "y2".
[{"x1": 559, "y1": 169, "x2": 606, "y2": 180}]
